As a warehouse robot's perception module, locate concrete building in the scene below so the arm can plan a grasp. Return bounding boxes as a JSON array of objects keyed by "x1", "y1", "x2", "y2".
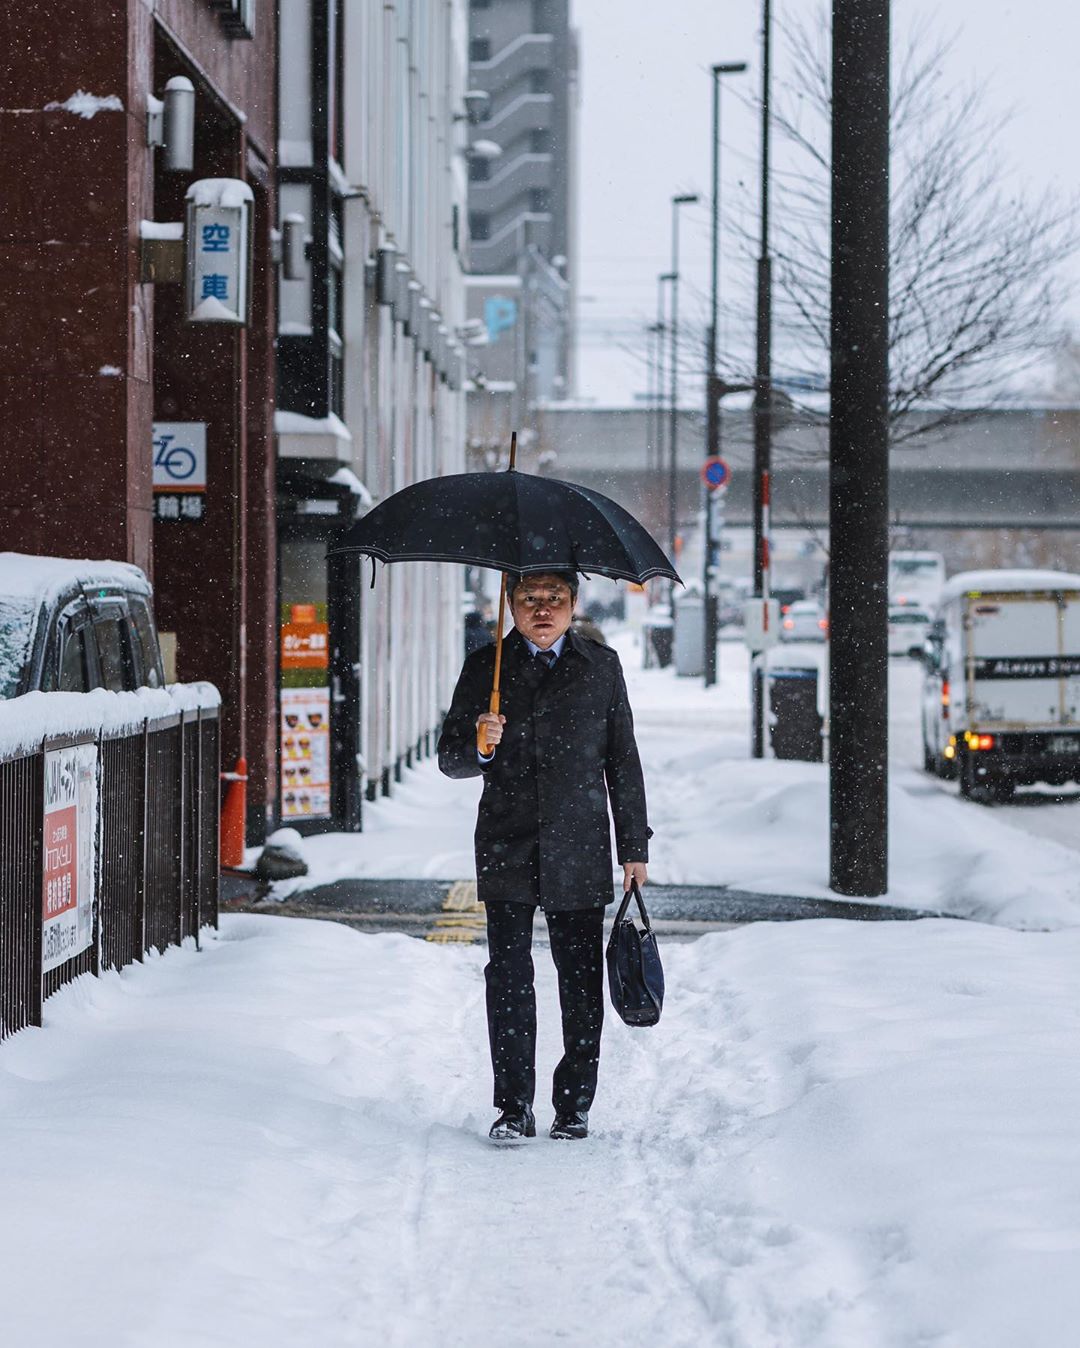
[
  {"x1": 0, "y1": 0, "x2": 279, "y2": 834},
  {"x1": 464, "y1": 0, "x2": 579, "y2": 460},
  {"x1": 275, "y1": 0, "x2": 469, "y2": 831}
]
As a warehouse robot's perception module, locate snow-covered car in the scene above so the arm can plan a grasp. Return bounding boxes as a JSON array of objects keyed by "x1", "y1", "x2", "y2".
[
  {"x1": 887, "y1": 605, "x2": 930, "y2": 656},
  {"x1": 0, "y1": 553, "x2": 165, "y2": 698},
  {"x1": 780, "y1": 600, "x2": 828, "y2": 642}
]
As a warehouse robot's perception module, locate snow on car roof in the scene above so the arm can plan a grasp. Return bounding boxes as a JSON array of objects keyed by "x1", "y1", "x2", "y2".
[
  {"x1": 0, "y1": 552, "x2": 151, "y2": 604},
  {"x1": 938, "y1": 569, "x2": 1080, "y2": 605}
]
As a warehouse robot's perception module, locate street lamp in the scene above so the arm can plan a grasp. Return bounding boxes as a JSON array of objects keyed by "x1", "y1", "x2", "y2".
[
  {"x1": 652, "y1": 272, "x2": 674, "y2": 536},
  {"x1": 704, "y1": 61, "x2": 748, "y2": 687},
  {"x1": 668, "y1": 194, "x2": 699, "y2": 572}
]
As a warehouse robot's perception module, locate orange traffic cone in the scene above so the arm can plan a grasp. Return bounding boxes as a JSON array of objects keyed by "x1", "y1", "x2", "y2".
[{"x1": 220, "y1": 756, "x2": 248, "y2": 868}]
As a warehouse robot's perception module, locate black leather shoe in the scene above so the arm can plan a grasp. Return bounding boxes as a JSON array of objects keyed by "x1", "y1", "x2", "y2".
[
  {"x1": 550, "y1": 1111, "x2": 589, "y2": 1140},
  {"x1": 488, "y1": 1105, "x2": 536, "y2": 1144}
]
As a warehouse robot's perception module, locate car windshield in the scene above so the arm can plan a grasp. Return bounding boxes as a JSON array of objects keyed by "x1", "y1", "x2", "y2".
[
  {"x1": 890, "y1": 611, "x2": 928, "y2": 624},
  {"x1": 0, "y1": 597, "x2": 36, "y2": 699}
]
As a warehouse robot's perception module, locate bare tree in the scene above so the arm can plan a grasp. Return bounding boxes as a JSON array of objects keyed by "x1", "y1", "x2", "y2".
[{"x1": 728, "y1": 8, "x2": 1078, "y2": 448}]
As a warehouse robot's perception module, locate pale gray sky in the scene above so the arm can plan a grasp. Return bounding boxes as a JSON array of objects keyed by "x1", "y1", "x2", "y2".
[{"x1": 572, "y1": 0, "x2": 1079, "y2": 405}]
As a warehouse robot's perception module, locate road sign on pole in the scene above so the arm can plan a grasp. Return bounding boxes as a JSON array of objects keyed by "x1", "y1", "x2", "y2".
[{"x1": 701, "y1": 456, "x2": 730, "y2": 490}]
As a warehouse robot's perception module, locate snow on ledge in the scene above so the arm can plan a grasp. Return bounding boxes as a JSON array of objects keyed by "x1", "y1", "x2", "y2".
[
  {"x1": 274, "y1": 410, "x2": 352, "y2": 440},
  {"x1": 45, "y1": 92, "x2": 123, "y2": 118},
  {"x1": 327, "y1": 467, "x2": 373, "y2": 505},
  {"x1": 0, "y1": 683, "x2": 220, "y2": 764}
]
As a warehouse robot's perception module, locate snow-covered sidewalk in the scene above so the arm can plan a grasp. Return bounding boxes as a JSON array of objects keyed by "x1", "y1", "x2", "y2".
[
  {"x1": 4, "y1": 914, "x2": 1080, "y2": 1347},
  {"x1": 262, "y1": 634, "x2": 1080, "y2": 929}
]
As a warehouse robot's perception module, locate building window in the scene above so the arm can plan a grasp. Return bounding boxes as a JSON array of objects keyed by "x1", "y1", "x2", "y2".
[
  {"x1": 469, "y1": 37, "x2": 491, "y2": 63},
  {"x1": 530, "y1": 129, "x2": 552, "y2": 153},
  {"x1": 469, "y1": 212, "x2": 491, "y2": 242},
  {"x1": 530, "y1": 69, "x2": 549, "y2": 93},
  {"x1": 468, "y1": 156, "x2": 490, "y2": 182},
  {"x1": 471, "y1": 0, "x2": 492, "y2": 7},
  {"x1": 529, "y1": 188, "x2": 551, "y2": 213}
]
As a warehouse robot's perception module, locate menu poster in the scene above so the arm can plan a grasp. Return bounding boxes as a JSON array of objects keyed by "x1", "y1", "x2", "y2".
[{"x1": 281, "y1": 687, "x2": 331, "y2": 819}]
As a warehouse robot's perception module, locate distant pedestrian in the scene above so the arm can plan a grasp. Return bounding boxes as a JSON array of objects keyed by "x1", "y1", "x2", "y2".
[
  {"x1": 438, "y1": 570, "x2": 651, "y2": 1144},
  {"x1": 463, "y1": 608, "x2": 493, "y2": 656}
]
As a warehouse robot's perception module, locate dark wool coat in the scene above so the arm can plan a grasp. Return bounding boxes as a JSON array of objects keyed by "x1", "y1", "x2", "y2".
[{"x1": 437, "y1": 628, "x2": 651, "y2": 911}]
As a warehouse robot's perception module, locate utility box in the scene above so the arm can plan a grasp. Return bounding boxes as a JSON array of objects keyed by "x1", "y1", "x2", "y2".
[
  {"x1": 769, "y1": 666, "x2": 823, "y2": 761},
  {"x1": 674, "y1": 590, "x2": 705, "y2": 677}
]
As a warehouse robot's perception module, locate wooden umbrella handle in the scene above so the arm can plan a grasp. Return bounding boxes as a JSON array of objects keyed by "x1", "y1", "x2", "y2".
[
  {"x1": 477, "y1": 432, "x2": 516, "y2": 758},
  {"x1": 478, "y1": 570, "x2": 509, "y2": 756}
]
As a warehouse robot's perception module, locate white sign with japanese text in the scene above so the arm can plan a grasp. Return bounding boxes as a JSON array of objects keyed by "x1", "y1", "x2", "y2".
[
  {"x1": 185, "y1": 178, "x2": 252, "y2": 325},
  {"x1": 42, "y1": 743, "x2": 98, "y2": 973}
]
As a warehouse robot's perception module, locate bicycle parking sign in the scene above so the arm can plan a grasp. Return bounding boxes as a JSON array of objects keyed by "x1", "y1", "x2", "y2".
[
  {"x1": 153, "y1": 422, "x2": 206, "y2": 491},
  {"x1": 152, "y1": 422, "x2": 207, "y2": 522}
]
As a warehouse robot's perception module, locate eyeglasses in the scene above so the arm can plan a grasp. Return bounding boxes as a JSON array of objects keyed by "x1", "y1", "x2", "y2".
[{"x1": 515, "y1": 589, "x2": 572, "y2": 610}]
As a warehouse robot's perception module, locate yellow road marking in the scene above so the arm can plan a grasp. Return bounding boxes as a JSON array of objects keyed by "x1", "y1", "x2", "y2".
[{"x1": 426, "y1": 880, "x2": 484, "y2": 944}]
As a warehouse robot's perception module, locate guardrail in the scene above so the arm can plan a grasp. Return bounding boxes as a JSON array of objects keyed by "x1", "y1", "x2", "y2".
[{"x1": 0, "y1": 687, "x2": 220, "y2": 1040}]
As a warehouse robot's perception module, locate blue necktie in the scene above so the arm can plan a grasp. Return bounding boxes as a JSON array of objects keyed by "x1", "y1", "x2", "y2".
[{"x1": 537, "y1": 649, "x2": 557, "y2": 669}]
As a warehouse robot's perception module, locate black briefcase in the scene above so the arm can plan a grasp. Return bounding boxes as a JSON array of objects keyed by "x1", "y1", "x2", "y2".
[{"x1": 606, "y1": 879, "x2": 664, "y2": 1027}]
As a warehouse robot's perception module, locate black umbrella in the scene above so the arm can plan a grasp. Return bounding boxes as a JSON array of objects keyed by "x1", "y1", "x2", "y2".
[
  {"x1": 330, "y1": 464, "x2": 677, "y2": 585},
  {"x1": 329, "y1": 433, "x2": 680, "y2": 751}
]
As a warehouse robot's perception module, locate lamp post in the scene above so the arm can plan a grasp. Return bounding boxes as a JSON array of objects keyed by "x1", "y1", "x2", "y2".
[
  {"x1": 704, "y1": 61, "x2": 748, "y2": 687},
  {"x1": 751, "y1": 0, "x2": 774, "y2": 757},
  {"x1": 654, "y1": 272, "x2": 674, "y2": 538},
  {"x1": 668, "y1": 194, "x2": 700, "y2": 572}
]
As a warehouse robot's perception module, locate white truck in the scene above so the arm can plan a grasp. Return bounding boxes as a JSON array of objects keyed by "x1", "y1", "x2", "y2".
[
  {"x1": 889, "y1": 550, "x2": 946, "y2": 611},
  {"x1": 921, "y1": 569, "x2": 1080, "y2": 800}
]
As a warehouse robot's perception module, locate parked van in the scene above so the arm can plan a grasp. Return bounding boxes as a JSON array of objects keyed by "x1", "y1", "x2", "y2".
[
  {"x1": 0, "y1": 553, "x2": 165, "y2": 698},
  {"x1": 920, "y1": 569, "x2": 1080, "y2": 800}
]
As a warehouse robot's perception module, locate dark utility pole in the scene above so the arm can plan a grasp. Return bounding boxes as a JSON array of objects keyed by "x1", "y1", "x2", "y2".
[
  {"x1": 704, "y1": 62, "x2": 747, "y2": 686},
  {"x1": 829, "y1": 0, "x2": 891, "y2": 896},
  {"x1": 751, "y1": 0, "x2": 773, "y2": 756},
  {"x1": 668, "y1": 196, "x2": 699, "y2": 571}
]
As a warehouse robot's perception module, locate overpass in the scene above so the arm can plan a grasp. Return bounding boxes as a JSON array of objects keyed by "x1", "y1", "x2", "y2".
[{"x1": 523, "y1": 406, "x2": 1080, "y2": 530}]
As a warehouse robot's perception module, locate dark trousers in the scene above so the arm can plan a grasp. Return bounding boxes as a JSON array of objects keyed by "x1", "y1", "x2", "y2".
[{"x1": 484, "y1": 901, "x2": 605, "y2": 1115}]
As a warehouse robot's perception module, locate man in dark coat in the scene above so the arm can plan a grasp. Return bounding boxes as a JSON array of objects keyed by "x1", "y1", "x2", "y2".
[{"x1": 438, "y1": 570, "x2": 651, "y2": 1144}]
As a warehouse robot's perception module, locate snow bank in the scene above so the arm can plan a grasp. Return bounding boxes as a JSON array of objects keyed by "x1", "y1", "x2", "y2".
[
  {"x1": 0, "y1": 682, "x2": 220, "y2": 762},
  {"x1": 2, "y1": 914, "x2": 1079, "y2": 1346}
]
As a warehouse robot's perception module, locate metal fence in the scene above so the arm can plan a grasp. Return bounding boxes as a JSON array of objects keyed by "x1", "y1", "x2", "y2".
[{"x1": 1, "y1": 706, "x2": 219, "y2": 1040}]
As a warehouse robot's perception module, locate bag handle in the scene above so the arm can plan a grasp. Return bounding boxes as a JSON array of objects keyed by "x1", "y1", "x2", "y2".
[{"x1": 613, "y1": 876, "x2": 652, "y2": 930}]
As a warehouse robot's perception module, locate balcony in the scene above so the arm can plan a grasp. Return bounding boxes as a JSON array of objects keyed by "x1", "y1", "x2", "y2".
[
  {"x1": 475, "y1": 92, "x2": 554, "y2": 148},
  {"x1": 470, "y1": 33, "x2": 554, "y2": 94}
]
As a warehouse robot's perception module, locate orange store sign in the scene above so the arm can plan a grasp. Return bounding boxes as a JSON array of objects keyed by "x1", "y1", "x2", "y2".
[{"x1": 281, "y1": 613, "x2": 329, "y2": 670}]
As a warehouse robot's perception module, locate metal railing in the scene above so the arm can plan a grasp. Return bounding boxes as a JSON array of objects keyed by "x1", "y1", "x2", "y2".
[{"x1": 1, "y1": 705, "x2": 219, "y2": 1040}]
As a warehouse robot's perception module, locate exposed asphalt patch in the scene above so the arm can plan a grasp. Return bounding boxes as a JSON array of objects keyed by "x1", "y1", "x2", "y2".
[{"x1": 222, "y1": 871, "x2": 949, "y2": 927}]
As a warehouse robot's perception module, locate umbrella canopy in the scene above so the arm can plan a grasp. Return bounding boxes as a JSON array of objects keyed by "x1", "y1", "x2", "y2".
[{"x1": 328, "y1": 469, "x2": 680, "y2": 586}]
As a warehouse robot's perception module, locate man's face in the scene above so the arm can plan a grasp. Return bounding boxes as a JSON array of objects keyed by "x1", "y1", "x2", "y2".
[{"x1": 508, "y1": 574, "x2": 575, "y2": 649}]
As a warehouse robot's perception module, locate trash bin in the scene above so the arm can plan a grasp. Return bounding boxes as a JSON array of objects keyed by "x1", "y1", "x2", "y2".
[
  {"x1": 642, "y1": 611, "x2": 674, "y2": 668},
  {"x1": 673, "y1": 591, "x2": 705, "y2": 677},
  {"x1": 769, "y1": 666, "x2": 823, "y2": 760}
]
